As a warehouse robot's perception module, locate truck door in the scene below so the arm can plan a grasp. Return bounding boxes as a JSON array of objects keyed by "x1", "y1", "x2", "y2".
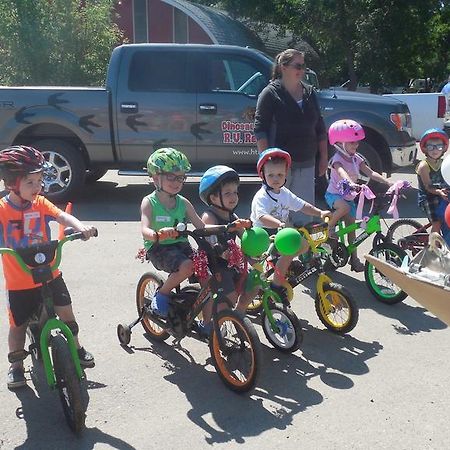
[
  {"x1": 194, "y1": 52, "x2": 269, "y2": 171},
  {"x1": 115, "y1": 49, "x2": 196, "y2": 168}
]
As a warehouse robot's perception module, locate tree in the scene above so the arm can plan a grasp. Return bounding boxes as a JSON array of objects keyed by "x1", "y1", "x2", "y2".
[
  {"x1": 197, "y1": 0, "x2": 450, "y2": 91},
  {"x1": 0, "y1": 0, "x2": 123, "y2": 86}
]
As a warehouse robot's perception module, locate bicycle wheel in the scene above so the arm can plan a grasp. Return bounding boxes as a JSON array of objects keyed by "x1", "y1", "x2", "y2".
[
  {"x1": 136, "y1": 272, "x2": 169, "y2": 341},
  {"x1": 261, "y1": 303, "x2": 303, "y2": 352},
  {"x1": 386, "y1": 219, "x2": 425, "y2": 256},
  {"x1": 209, "y1": 310, "x2": 262, "y2": 393},
  {"x1": 51, "y1": 334, "x2": 85, "y2": 434},
  {"x1": 364, "y1": 243, "x2": 408, "y2": 304},
  {"x1": 315, "y1": 283, "x2": 358, "y2": 333}
]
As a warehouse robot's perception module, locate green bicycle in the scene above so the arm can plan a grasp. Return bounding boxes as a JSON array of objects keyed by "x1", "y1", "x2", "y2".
[
  {"x1": 324, "y1": 184, "x2": 408, "y2": 304},
  {"x1": 0, "y1": 229, "x2": 97, "y2": 433},
  {"x1": 247, "y1": 220, "x2": 358, "y2": 334}
]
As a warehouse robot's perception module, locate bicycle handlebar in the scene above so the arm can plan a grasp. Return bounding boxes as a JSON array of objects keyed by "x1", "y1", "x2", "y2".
[{"x1": 0, "y1": 228, "x2": 98, "y2": 274}]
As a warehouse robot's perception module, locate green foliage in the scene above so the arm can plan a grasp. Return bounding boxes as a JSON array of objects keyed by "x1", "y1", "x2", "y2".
[
  {"x1": 197, "y1": 0, "x2": 450, "y2": 90},
  {"x1": 0, "y1": 0, "x2": 123, "y2": 86}
]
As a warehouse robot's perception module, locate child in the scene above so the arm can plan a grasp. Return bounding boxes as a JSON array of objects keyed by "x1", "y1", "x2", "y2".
[
  {"x1": 142, "y1": 148, "x2": 206, "y2": 318},
  {"x1": 325, "y1": 119, "x2": 392, "y2": 272},
  {"x1": 250, "y1": 148, "x2": 331, "y2": 302},
  {"x1": 0, "y1": 146, "x2": 96, "y2": 390},
  {"x1": 199, "y1": 165, "x2": 253, "y2": 318},
  {"x1": 416, "y1": 128, "x2": 449, "y2": 234}
]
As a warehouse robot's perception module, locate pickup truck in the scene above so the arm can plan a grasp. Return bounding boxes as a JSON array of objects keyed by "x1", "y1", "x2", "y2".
[
  {"x1": 0, "y1": 43, "x2": 417, "y2": 202},
  {"x1": 383, "y1": 93, "x2": 446, "y2": 140}
]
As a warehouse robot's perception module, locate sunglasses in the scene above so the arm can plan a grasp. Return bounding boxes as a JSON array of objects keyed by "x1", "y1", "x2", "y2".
[
  {"x1": 425, "y1": 143, "x2": 445, "y2": 152},
  {"x1": 285, "y1": 62, "x2": 306, "y2": 70},
  {"x1": 163, "y1": 173, "x2": 187, "y2": 183}
]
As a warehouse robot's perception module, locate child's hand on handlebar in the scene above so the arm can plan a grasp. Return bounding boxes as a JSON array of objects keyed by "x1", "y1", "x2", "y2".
[
  {"x1": 228, "y1": 218, "x2": 252, "y2": 231},
  {"x1": 78, "y1": 225, "x2": 97, "y2": 240},
  {"x1": 158, "y1": 227, "x2": 178, "y2": 241},
  {"x1": 437, "y1": 188, "x2": 449, "y2": 201},
  {"x1": 320, "y1": 210, "x2": 333, "y2": 220}
]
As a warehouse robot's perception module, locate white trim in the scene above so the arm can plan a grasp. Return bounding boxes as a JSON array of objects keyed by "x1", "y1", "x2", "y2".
[{"x1": 162, "y1": 0, "x2": 218, "y2": 44}]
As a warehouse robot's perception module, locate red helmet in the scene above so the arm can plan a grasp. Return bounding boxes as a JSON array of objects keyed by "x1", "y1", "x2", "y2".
[
  {"x1": 0, "y1": 145, "x2": 46, "y2": 175},
  {"x1": 257, "y1": 148, "x2": 292, "y2": 177},
  {"x1": 419, "y1": 128, "x2": 449, "y2": 154}
]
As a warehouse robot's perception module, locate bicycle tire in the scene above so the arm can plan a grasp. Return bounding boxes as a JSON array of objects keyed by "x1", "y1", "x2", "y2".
[
  {"x1": 386, "y1": 219, "x2": 425, "y2": 255},
  {"x1": 136, "y1": 272, "x2": 169, "y2": 341},
  {"x1": 51, "y1": 334, "x2": 85, "y2": 434},
  {"x1": 364, "y1": 243, "x2": 408, "y2": 304},
  {"x1": 209, "y1": 309, "x2": 262, "y2": 393},
  {"x1": 261, "y1": 303, "x2": 303, "y2": 352},
  {"x1": 315, "y1": 283, "x2": 358, "y2": 334}
]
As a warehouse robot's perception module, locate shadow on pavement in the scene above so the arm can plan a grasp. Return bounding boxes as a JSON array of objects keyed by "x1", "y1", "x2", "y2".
[
  {"x1": 127, "y1": 326, "x2": 380, "y2": 445},
  {"x1": 9, "y1": 362, "x2": 129, "y2": 450}
]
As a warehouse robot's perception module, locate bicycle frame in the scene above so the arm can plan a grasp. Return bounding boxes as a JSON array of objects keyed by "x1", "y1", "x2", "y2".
[
  {"x1": 0, "y1": 234, "x2": 86, "y2": 387},
  {"x1": 335, "y1": 213, "x2": 383, "y2": 255}
]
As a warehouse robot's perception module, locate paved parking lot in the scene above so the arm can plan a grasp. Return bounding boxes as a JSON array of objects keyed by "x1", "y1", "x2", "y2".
[{"x1": 0, "y1": 167, "x2": 448, "y2": 450}]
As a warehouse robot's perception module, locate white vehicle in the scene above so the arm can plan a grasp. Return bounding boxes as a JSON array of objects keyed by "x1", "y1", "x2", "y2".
[{"x1": 383, "y1": 93, "x2": 446, "y2": 140}]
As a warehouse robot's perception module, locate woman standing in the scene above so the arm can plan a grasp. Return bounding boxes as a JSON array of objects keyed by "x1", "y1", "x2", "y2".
[{"x1": 254, "y1": 49, "x2": 328, "y2": 223}]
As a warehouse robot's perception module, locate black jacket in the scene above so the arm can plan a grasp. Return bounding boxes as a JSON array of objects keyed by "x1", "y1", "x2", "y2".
[{"x1": 254, "y1": 79, "x2": 327, "y2": 166}]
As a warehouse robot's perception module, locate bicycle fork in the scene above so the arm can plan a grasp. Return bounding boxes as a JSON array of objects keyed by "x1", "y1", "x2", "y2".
[
  {"x1": 316, "y1": 273, "x2": 339, "y2": 313},
  {"x1": 40, "y1": 319, "x2": 82, "y2": 388}
]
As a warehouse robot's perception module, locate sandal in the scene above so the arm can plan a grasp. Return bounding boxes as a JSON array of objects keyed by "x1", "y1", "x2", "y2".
[{"x1": 350, "y1": 257, "x2": 365, "y2": 273}]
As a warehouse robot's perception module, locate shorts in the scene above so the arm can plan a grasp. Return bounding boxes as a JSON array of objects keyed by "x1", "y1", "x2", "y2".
[
  {"x1": 146, "y1": 241, "x2": 193, "y2": 273},
  {"x1": 325, "y1": 192, "x2": 357, "y2": 218},
  {"x1": 7, "y1": 274, "x2": 71, "y2": 327},
  {"x1": 215, "y1": 259, "x2": 243, "y2": 295},
  {"x1": 419, "y1": 197, "x2": 442, "y2": 222}
]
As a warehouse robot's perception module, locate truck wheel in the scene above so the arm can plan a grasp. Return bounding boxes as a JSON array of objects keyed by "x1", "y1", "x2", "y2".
[
  {"x1": 32, "y1": 139, "x2": 86, "y2": 203},
  {"x1": 357, "y1": 141, "x2": 383, "y2": 174}
]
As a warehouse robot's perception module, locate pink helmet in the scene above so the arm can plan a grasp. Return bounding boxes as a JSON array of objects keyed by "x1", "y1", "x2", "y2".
[{"x1": 328, "y1": 119, "x2": 365, "y2": 145}]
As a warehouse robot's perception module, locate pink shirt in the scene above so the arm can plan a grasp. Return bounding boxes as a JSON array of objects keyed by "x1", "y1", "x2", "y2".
[{"x1": 327, "y1": 152, "x2": 364, "y2": 196}]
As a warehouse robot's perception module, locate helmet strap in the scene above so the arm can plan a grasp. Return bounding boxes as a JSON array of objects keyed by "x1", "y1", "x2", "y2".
[
  {"x1": 208, "y1": 191, "x2": 236, "y2": 213},
  {"x1": 154, "y1": 175, "x2": 177, "y2": 198}
]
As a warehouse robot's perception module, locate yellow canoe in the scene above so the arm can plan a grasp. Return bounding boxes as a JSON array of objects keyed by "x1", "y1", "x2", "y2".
[{"x1": 365, "y1": 254, "x2": 450, "y2": 326}]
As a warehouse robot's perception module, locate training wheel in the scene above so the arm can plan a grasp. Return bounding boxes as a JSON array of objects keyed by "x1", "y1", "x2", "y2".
[{"x1": 117, "y1": 324, "x2": 132, "y2": 345}]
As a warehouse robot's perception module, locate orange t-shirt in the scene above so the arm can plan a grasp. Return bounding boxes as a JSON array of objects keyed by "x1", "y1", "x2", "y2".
[{"x1": 0, "y1": 195, "x2": 63, "y2": 290}]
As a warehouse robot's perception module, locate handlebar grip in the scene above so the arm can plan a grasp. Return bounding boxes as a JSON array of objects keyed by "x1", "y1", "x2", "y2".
[{"x1": 66, "y1": 228, "x2": 98, "y2": 241}]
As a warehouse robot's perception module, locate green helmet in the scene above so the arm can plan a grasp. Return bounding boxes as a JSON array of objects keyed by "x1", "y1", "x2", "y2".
[{"x1": 147, "y1": 148, "x2": 191, "y2": 176}]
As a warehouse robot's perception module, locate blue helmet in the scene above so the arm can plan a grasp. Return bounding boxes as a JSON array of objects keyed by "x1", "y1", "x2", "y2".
[{"x1": 199, "y1": 165, "x2": 239, "y2": 205}]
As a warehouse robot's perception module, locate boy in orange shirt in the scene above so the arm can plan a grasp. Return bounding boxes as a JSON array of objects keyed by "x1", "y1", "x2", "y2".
[{"x1": 0, "y1": 146, "x2": 97, "y2": 389}]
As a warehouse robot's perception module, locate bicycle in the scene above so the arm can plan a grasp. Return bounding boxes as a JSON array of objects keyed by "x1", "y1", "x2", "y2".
[
  {"x1": 117, "y1": 223, "x2": 262, "y2": 393},
  {"x1": 387, "y1": 184, "x2": 450, "y2": 256},
  {"x1": 0, "y1": 228, "x2": 97, "y2": 434},
  {"x1": 245, "y1": 256, "x2": 303, "y2": 353},
  {"x1": 247, "y1": 219, "x2": 358, "y2": 334},
  {"x1": 324, "y1": 182, "x2": 409, "y2": 304}
]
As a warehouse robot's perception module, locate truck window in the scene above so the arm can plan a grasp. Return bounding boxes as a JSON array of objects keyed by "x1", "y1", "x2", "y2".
[
  {"x1": 205, "y1": 55, "x2": 267, "y2": 97},
  {"x1": 128, "y1": 51, "x2": 189, "y2": 92}
]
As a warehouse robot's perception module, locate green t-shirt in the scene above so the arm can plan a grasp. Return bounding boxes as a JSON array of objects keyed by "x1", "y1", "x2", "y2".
[{"x1": 144, "y1": 191, "x2": 188, "y2": 250}]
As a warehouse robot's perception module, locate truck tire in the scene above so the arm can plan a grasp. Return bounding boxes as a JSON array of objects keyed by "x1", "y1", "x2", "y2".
[
  {"x1": 357, "y1": 141, "x2": 383, "y2": 174},
  {"x1": 32, "y1": 139, "x2": 86, "y2": 203}
]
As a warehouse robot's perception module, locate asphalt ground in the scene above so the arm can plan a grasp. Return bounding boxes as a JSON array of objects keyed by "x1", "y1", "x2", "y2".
[{"x1": 0, "y1": 165, "x2": 448, "y2": 450}]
